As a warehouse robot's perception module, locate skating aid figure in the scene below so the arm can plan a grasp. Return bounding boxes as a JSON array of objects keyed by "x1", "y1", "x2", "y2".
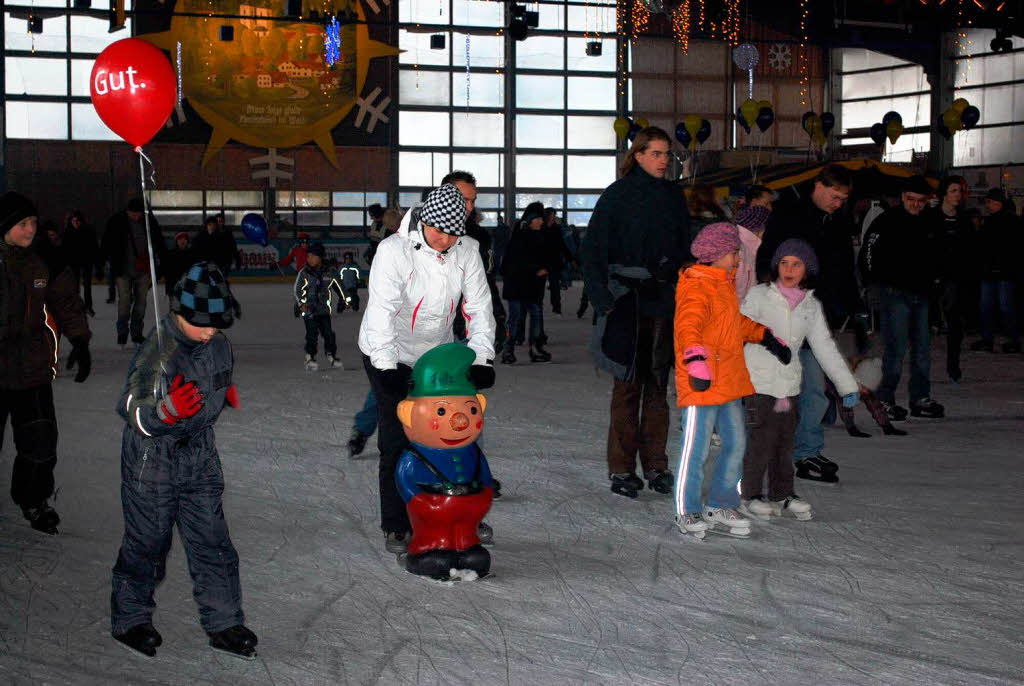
[{"x1": 394, "y1": 344, "x2": 494, "y2": 580}]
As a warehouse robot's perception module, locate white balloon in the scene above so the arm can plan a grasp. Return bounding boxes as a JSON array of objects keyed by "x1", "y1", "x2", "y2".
[{"x1": 732, "y1": 43, "x2": 759, "y2": 71}]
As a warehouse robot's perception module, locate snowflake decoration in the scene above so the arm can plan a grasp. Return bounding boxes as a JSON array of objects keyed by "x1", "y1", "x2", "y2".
[
  {"x1": 767, "y1": 43, "x2": 792, "y2": 71},
  {"x1": 324, "y1": 16, "x2": 341, "y2": 67}
]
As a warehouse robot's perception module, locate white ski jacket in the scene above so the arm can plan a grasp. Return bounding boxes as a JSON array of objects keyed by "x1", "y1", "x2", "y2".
[
  {"x1": 358, "y1": 205, "x2": 496, "y2": 370},
  {"x1": 740, "y1": 283, "x2": 858, "y2": 399}
]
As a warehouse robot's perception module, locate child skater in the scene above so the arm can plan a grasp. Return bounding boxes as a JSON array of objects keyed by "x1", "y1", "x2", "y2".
[
  {"x1": 111, "y1": 262, "x2": 257, "y2": 659},
  {"x1": 295, "y1": 242, "x2": 344, "y2": 370},
  {"x1": 674, "y1": 223, "x2": 793, "y2": 538},
  {"x1": 739, "y1": 239, "x2": 860, "y2": 517}
]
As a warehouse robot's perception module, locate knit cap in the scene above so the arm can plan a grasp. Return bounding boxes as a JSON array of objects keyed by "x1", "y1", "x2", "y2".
[
  {"x1": 0, "y1": 191, "x2": 38, "y2": 236},
  {"x1": 170, "y1": 262, "x2": 236, "y2": 329},
  {"x1": 308, "y1": 241, "x2": 326, "y2": 258},
  {"x1": 419, "y1": 183, "x2": 468, "y2": 236},
  {"x1": 771, "y1": 238, "x2": 819, "y2": 276},
  {"x1": 520, "y1": 201, "x2": 544, "y2": 227},
  {"x1": 174, "y1": 231, "x2": 189, "y2": 242},
  {"x1": 732, "y1": 205, "x2": 770, "y2": 233},
  {"x1": 690, "y1": 222, "x2": 740, "y2": 263}
]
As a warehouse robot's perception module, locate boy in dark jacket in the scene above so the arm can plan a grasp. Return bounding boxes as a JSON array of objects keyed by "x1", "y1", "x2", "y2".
[
  {"x1": 500, "y1": 202, "x2": 551, "y2": 364},
  {"x1": 1, "y1": 192, "x2": 92, "y2": 535},
  {"x1": 338, "y1": 250, "x2": 362, "y2": 311},
  {"x1": 162, "y1": 232, "x2": 195, "y2": 297},
  {"x1": 294, "y1": 242, "x2": 344, "y2": 370},
  {"x1": 111, "y1": 262, "x2": 257, "y2": 660}
]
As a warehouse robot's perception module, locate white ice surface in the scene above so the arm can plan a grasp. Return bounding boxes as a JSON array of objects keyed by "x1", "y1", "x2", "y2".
[{"x1": 1, "y1": 283, "x2": 1023, "y2": 685}]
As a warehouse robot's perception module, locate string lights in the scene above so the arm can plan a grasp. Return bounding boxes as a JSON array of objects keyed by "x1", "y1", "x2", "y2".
[
  {"x1": 798, "y1": 0, "x2": 809, "y2": 106},
  {"x1": 630, "y1": 0, "x2": 650, "y2": 41},
  {"x1": 670, "y1": 0, "x2": 692, "y2": 55}
]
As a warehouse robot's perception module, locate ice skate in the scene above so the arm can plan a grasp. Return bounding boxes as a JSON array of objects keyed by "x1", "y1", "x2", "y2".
[
  {"x1": 676, "y1": 513, "x2": 708, "y2": 539},
  {"x1": 529, "y1": 343, "x2": 551, "y2": 363},
  {"x1": 491, "y1": 478, "x2": 502, "y2": 499},
  {"x1": 112, "y1": 623, "x2": 162, "y2": 658},
  {"x1": 846, "y1": 424, "x2": 872, "y2": 438},
  {"x1": 770, "y1": 495, "x2": 813, "y2": 521},
  {"x1": 701, "y1": 507, "x2": 752, "y2": 538},
  {"x1": 347, "y1": 429, "x2": 369, "y2": 458},
  {"x1": 910, "y1": 398, "x2": 944, "y2": 418},
  {"x1": 795, "y1": 456, "x2": 839, "y2": 483},
  {"x1": 500, "y1": 349, "x2": 516, "y2": 365},
  {"x1": 881, "y1": 401, "x2": 908, "y2": 422},
  {"x1": 22, "y1": 501, "x2": 59, "y2": 535},
  {"x1": 739, "y1": 497, "x2": 774, "y2": 521},
  {"x1": 644, "y1": 468, "x2": 674, "y2": 494},
  {"x1": 207, "y1": 625, "x2": 258, "y2": 660},
  {"x1": 327, "y1": 355, "x2": 344, "y2": 370},
  {"x1": 882, "y1": 423, "x2": 908, "y2": 436},
  {"x1": 304, "y1": 354, "x2": 318, "y2": 371},
  {"x1": 385, "y1": 531, "x2": 409, "y2": 554},
  {"x1": 609, "y1": 472, "x2": 643, "y2": 498},
  {"x1": 477, "y1": 521, "x2": 494, "y2": 545}
]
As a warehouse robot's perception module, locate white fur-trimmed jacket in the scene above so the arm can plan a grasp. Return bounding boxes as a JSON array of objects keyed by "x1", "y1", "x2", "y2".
[
  {"x1": 358, "y1": 204, "x2": 496, "y2": 370},
  {"x1": 740, "y1": 283, "x2": 858, "y2": 399}
]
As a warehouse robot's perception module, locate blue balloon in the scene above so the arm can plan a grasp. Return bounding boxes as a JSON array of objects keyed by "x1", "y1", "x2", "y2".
[
  {"x1": 241, "y1": 213, "x2": 268, "y2": 247},
  {"x1": 627, "y1": 122, "x2": 642, "y2": 142},
  {"x1": 675, "y1": 122, "x2": 691, "y2": 148}
]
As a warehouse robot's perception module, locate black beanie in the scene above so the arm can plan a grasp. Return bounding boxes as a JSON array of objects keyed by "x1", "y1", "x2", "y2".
[
  {"x1": 1, "y1": 191, "x2": 38, "y2": 236},
  {"x1": 170, "y1": 262, "x2": 236, "y2": 329}
]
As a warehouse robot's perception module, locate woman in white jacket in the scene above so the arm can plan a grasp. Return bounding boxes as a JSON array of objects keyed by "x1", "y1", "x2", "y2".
[
  {"x1": 358, "y1": 183, "x2": 496, "y2": 552},
  {"x1": 739, "y1": 239, "x2": 859, "y2": 520}
]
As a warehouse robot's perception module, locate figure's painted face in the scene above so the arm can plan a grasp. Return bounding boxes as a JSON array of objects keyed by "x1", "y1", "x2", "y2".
[{"x1": 402, "y1": 394, "x2": 486, "y2": 449}]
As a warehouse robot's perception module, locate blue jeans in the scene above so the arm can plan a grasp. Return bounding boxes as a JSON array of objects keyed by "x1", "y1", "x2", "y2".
[
  {"x1": 793, "y1": 346, "x2": 828, "y2": 461},
  {"x1": 878, "y1": 287, "x2": 931, "y2": 405},
  {"x1": 980, "y1": 280, "x2": 1019, "y2": 343},
  {"x1": 674, "y1": 400, "x2": 745, "y2": 517},
  {"x1": 505, "y1": 300, "x2": 542, "y2": 351},
  {"x1": 354, "y1": 388, "x2": 378, "y2": 435}
]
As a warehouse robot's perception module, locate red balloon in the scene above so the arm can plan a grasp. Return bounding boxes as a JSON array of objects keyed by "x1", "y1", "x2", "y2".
[{"x1": 90, "y1": 38, "x2": 175, "y2": 149}]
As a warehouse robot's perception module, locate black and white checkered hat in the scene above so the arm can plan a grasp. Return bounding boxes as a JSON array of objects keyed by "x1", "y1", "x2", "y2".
[
  {"x1": 170, "y1": 261, "x2": 236, "y2": 329},
  {"x1": 419, "y1": 183, "x2": 467, "y2": 236}
]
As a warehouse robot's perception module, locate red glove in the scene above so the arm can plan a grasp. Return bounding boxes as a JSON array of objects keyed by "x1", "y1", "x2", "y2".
[
  {"x1": 156, "y1": 374, "x2": 204, "y2": 425},
  {"x1": 225, "y1": 384, "x2": 240, "y2": 409}
]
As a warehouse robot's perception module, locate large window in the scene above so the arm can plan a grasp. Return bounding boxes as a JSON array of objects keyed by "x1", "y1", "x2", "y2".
[
  {"x1": 396, "y1": 0, "x2": 619, "y2": 228},
  {"x1": 4, "y1": 2, "x2": 133, "y2": 140},
  {"x1": 837, "y1": 48, "x2": 931, "y2": 162}
]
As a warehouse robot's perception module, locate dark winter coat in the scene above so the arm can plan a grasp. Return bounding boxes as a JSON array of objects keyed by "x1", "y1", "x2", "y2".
[
  {"x1": 192, "y1": 228, "x2": 239, "y2": 273},
  {"x1": 757, "y1": 187, "x2": 863, "y2": 328},
  {"x1": 542, "y1": 222, "x2": 573, "y2": 276},
  {"x1": 860, "y1": 205, "x2": 937, "y2": 295},
  {"x1": 162, "y1": 246, "x2": 196, "y2": 295},
  {"x1": 923, "y1": 205, "x2": 973, "y2": 282},
  {"x1": 0, "y1": 241, "x2": 91, "y2": 390},
  {"x1": 62, "y1": 223, "x2": 100, "y2": 270},
  {"x1": 294, "y1": 263, "x2": 344, "y2": 316},
  {"x1": 580, "y1": 166, "x2": 691, "y2": 318},
  {"x1": 500, "y1": 226, "x2": 549, "y2": 303},
  {"x1": 102, "y1": 210, "x2": 166, "y2": 279},
  {"x1": 976, "y1": 208, "x2": 1023, "y2": 282}
]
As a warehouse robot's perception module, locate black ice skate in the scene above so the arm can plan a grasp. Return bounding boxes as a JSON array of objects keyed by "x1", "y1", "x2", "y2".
[
  {"x1": 609, "y1": 472, "x2": 643, "y2": 498},
  {"x1": 22, "y1": 501, "x2": 59, "y2": 535},
  {"x1": 207, "y1": 625, "x2": 258, "y2": 660},
  {"x1": 347, "y1": 429, "x2": 369, "y2": 458},
  {"x1": 881, "y1": 401, "x2": 908, "y2": 422},
  {"x1": 385, "y1": 531, "x2": 409, "y2": 554},
  {"x1": 529, "y1": 344, "x2": 552, "y2": 363},
  {"x1": 477, "y1": 521, "x2": 494, "y2": 545},
  {"x1": 846, "y1": 424, "x2": 872, "y2": 438},
  {"x1": 113, "y1": 623, "x2": 163, "y2": 658},
  {"x1": 882, "y1": 423, "x2": 908, "y2": 436},
  {"x1": 910, "y1": 398, "x2": 944, "y2": 418},
  {"x1": 795, "y1": 456, "x2": 839, "y2": 483},
  {"x1": 644, "y1": 468, "x2": 674, "y2": 494},
  {"x1": 500, "y1": 349, "x2": 516, "y2": 365}
]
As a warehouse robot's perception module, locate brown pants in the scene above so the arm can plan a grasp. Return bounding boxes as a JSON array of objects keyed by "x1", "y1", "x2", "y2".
[
  {"x1": 606, "y1": 316, "x2": 672, "y2": 475},
  {"x1": 741, "y1": 394, "x2": 798, "y2": 500}
]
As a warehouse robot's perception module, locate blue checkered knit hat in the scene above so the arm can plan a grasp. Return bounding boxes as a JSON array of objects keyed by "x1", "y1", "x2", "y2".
[
  {"x1": 170, "y1": 261, "x2": 236, "y2": 329},
  {"x1": 419, "y1": 183, "x2": 468, "y2": 235}
]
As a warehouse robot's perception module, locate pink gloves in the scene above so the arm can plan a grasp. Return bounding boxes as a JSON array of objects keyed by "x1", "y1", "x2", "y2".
[{"x1": 683, "y1": 346, "x2": 712, "y2": 391}]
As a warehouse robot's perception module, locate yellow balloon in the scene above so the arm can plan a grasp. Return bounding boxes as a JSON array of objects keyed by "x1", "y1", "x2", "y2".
[
  {"x1": 886, "y1": 120, "x2": 903, "y2": 145},
  {"x1": 740, "y1": 99, "x2": 760, "y2": 129},
  {"x1": 951, "y1": 98, "x2": 969, "y2": 113},
  {"x1": 685, "y1": 113, "x2": 702, "y2": 141},
  {"x1": 635, "y1": 117, "x2": 650, "y2": 129},
  {"x1": 757, "y1": 100, "x2": 772, "y2": 111},
  {"x1": 808, "y1": 115, "x2": 823, "y2": 137},
  {"x1": 813, "y1": 132, "x2": 827, "y2": 147},
  {"x1": 613, "y1": 117, "x2": 630, "y2": 141},
  {"x1": 943, "y1": 108, "x2": 963, "y2": 133}
]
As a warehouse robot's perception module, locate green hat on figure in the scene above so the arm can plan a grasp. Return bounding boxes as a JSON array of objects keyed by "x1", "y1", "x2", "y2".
[{"x1": 408, "y1": 343, "x2": 478, "y2": 398}]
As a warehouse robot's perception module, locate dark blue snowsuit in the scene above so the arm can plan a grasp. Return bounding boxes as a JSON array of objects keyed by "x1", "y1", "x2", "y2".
[{"x1": 110, "y1": 314, "x2": 244, "y2": 635}]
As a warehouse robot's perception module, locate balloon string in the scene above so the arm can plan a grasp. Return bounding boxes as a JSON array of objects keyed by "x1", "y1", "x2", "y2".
[
  {"x1": 135, "y1": 146, "x2": 157, "y2": 188},
  {"x1": 137, "y1": 149, "x2": 164, "y2": 353}
]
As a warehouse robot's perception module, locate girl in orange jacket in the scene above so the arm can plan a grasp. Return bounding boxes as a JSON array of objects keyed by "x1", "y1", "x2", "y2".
[{"x1": 673, "y1": 223, "x2": 792, "y2": 538}]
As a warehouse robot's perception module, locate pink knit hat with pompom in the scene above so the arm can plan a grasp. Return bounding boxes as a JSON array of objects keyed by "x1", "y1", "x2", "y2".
[{"x1": 690, "y1": 222, "x2": 740, "y2": 263}]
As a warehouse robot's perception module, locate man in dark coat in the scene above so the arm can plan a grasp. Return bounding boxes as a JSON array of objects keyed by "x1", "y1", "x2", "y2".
[
  {"x1": 580, "y1": 126, "x2": 690, "y2": 498},
  {"x1": 755, "y1": 164, "x2": 865, "y2": 483},
  {"x1": 1, "y1": 191, "x2": 92, "y2": 534},
  {"x1": 102, "y1": 198, "x2": 166, "y2": 345},
  {"x1": 63, "y1": 211, "x2": 100, "y2": 315},
  {"x1": 970, "y1": 188, "x2": 1022, "y2": 354},
  {"x1": 861, "y1": 175, "x2": 944, "y2": 420}
]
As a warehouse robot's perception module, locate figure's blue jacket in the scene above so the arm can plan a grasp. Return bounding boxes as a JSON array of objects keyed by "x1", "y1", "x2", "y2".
[{"x1": 395, "y1": 442, "x2": 493, "y2": 503}]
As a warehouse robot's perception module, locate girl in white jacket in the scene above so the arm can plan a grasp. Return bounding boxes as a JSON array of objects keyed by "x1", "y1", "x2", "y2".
[{"x1": 739, "y1": 239, "x2": 859, "y2": 520}]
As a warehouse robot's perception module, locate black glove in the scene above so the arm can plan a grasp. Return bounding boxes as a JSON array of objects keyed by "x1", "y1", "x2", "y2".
[
  {"x1": 760, "y1": 329, "x2": 792, "y2": 365},
  {"x1": 67, "y1": 337, "x2": 91, "y2": 383},
  {"x1": 378, "y1": 364, "x2": 412, "y2": 395},
  {"x1": 469, "y1": 364, "x2": 495, "y2": 390}
]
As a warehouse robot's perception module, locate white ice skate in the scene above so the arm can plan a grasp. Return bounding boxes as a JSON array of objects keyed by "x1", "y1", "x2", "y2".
[
  {"x1": 327, "y1": 355, "x2": 344, "y2": 370},
  {"x1": 676, "y1": 513, "x2": 709, "y2": 539},
  {"x1": 304, "y1": 354, "x2": 319, "y2": 371},
  {"x1": 701, "y1": 507, "x2": 752, "y2": 538},
  {"x1": 739, "y1": 498, "x2": 774, "y2": 521},
  {"x1": 770, "y1": 495, "x2": 813, "y2": 521}
]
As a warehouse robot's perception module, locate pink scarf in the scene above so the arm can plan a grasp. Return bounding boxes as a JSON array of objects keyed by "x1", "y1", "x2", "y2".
[{"x1": 776, "y1": 281, "x2": 807, "y2": 310}]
